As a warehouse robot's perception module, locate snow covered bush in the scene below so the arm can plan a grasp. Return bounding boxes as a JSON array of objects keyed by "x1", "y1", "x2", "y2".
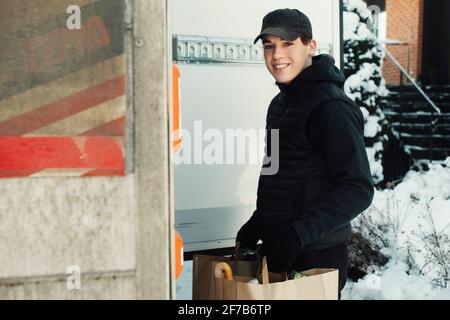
[
  {"x1": 345, "y1": 158, "x2": 450, "y2": 299},
  {"x1": 343, "y1": 0, "x2": 390, "y2": 185}
]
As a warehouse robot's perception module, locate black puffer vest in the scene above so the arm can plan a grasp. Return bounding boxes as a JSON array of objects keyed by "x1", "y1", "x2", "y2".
[{"x1": 255, "y1": 55, "x2": 360, "y2": 252}]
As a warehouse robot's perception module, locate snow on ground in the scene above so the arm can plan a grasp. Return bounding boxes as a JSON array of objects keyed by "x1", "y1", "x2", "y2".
[
  {"x1": 177, "y1": 159, "x2": 450, "y2": 300},
  {"x1": 348, "y1": 158, "x2": 450, "y2": 299},
  {"x1": 342, "y1": 262, "x2": 450, "y2": 300}
]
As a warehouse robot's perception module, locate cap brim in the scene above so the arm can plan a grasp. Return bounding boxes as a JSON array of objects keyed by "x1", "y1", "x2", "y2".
[{"x1": 253, "y1": 27, "x2": 299, "y2": 44}]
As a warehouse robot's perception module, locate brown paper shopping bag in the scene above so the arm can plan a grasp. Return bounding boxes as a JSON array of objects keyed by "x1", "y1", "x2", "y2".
[
  {"x1": 192, "y1": 254, "x2": 257, "y2": 300},
  {"x1": 194, "y1": 254, "x2": 338, "y2": 300}
]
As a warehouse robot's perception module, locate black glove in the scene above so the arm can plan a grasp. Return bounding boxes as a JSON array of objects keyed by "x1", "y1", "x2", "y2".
[
  {"x1": 261, "y1": 226, "x2": 301, "y2": 273},
  {"x1": 236, "y1": 213, "x2": 261, "y2": 251}
]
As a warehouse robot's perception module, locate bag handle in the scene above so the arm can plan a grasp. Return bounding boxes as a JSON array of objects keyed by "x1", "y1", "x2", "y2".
[
  {"x1": 232, "y1": 241, "x2": 241, "y2": 261},
  {"x1": 261, "y1": 256, "x2": 270, "y2": 284},
  {"x1": 258, "y1": 256, "x2": 289, "y2": 284}
]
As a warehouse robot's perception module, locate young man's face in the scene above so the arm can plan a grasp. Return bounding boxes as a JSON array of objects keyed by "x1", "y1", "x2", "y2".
[{"x1": 263, "y1": 35, "x2": 316, "y2": 84}]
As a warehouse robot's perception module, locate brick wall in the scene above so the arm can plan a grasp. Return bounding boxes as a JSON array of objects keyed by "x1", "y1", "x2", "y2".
[{"x1": 383, "y1": 0, "x2": 424, "y2": 85}]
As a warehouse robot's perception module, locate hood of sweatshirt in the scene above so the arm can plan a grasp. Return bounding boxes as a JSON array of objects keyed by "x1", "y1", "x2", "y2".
[{"x1": 276, "y1": 54, "x2": 345, "y2": 95}]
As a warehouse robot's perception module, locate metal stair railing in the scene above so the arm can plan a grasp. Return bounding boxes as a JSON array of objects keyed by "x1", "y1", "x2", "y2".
[{"x1": 371, "y1": 34, "x2": 442, "y2": 161}]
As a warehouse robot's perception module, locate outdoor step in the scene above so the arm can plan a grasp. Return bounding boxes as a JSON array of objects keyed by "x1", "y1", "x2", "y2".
[
  {"x1": 386, "y1": 92, "x2": 450, "y2": 103},
  {"x1": 387, "y1": 84, "x2": 450, "y2": 90},
  {"x1": 424, "y1": 85, "x2": 450, "y2": 94},
  {"x1": 388, "y1": 85, "x2": 450, "y2": 95},
  {"x1": 399, "y1": 132, "x2": 450, "y2": 139},
  {"x1": 383, "y1": 111, "x2": 450, "y2": 118},
  {"x1": 387, "y1": 87, "x2": 450, "y2": 94},
  {"x1": 404, "y1": 145, "x2": 450, "y2": 161},
  {"x1": 383, "y1": 112, "x2": 436, "y2": 124},
  {"x1": 383, "y1": 112, "x2": 450, "y2": 128},
  {"x1": 386, "y1": 87, "x2": 450, "y2": 96},
  {"x1": 384, "y1": 115, "x2": 450, "y2": 125},
  {"x1": 380, "y1": 101, "x2": 450, "y2": 113},
  {"x1": 399, "y1": 134, "x2": 450, "y2": 149},
  {"x1": 391, "y1": 123, "x2": 450, "y2": 136}
]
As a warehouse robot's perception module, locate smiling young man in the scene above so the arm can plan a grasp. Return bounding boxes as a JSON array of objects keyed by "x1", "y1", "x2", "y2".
[
  {"x1": 262, "y1": 34, "x2": 314, "y2": 84},
  {"x1": 235, "y1": 9, "x2": 374, "y2": 298}
]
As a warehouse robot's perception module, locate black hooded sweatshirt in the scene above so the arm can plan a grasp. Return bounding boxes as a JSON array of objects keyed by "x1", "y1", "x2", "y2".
[{"x1": 254, "y1": 54, "x2": 374, "y2": 252}]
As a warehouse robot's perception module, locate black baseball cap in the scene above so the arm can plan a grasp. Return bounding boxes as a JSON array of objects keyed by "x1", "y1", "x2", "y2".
[{"x1": 253, "y1": 8, "x2": 313, "y2": 44}]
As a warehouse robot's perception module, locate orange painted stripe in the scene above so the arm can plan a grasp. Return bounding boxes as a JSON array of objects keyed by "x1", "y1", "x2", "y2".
[
  {"x1": 0, "y1": 169, "x2": 41, "y2": 178},
  {"x1": 80, "y1": 116, "x2": 125, "y2": 136},
  {"x1": 0, "y1": 136, "x2": 124, "y2": 171},
  {"x1": 82, "y1": 169, "x2": 125, "y2": 177},
  {"x1": 0, "y1": 75, "x2": 125, "y2": 135}
]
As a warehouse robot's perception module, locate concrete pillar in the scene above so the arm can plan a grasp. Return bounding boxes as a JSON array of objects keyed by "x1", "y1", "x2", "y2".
[
  {"x1": 133, "y1": 0, "x2": 173, "y2": 299},
  {"x1": 0, "y1": 0, "x2": 173, "y2": 299}
]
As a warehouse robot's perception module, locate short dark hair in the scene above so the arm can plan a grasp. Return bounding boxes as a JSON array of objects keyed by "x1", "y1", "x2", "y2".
[{"x1": 300, "y1": 36, "x2": 311, "y2": 45}]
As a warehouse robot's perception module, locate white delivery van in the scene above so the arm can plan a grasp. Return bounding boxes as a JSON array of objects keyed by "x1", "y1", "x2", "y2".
[{"x1": 171, "y1": 0, "x2": 343, "y2": 253}]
